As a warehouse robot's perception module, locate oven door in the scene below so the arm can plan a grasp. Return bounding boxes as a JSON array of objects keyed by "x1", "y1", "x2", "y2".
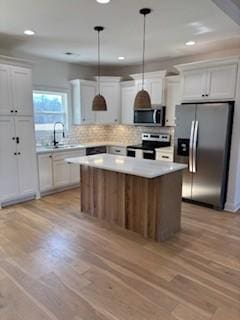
[
  {"x1": 127, "y1": 148, "x2": 136, "y2": 157},
  {"x1": 143, "y1": 150, "x2": 155, "y2": 160}
]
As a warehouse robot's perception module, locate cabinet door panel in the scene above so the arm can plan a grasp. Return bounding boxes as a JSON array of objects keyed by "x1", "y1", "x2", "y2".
[
  {"x1": 15, "y1": 117, "x2": 37, "y2": 196},
  {"x1": 0, "y1": 117, "x2": 19, "y2": 201},
  {"x1": 38, "y1": 154, "x2": 53, "y2": 191},
  {"x1": 53, "y1": 160, "x2": 70, "y2": 188},
  {"x1": 165, "y1": 79, "x2": 181, "y2": 126},
  {"x1": 69, "y1": 164, "x2": 80, "y2": 185},
  {"x1": 207, "y1": 64, "x2": 237, "y2": 100},
  {"x1": 150, "y1": 79, "x2": 164, "y2": 105},
  {"x1": 81, "y1": 83, "x2": 96, "y2": 124},
  {"x1": 11, "y1": 67, "x2": 33, "y2": 116},
  {"x1": 0, "y1": 65, "x2": 12, "y2": 115},
  {"x1": 121, "y1": 86, "x2": 135, "y2": 124},
  {"x1": 96, "y1": 83, "x2": 120, "y2": 124},
  {"x1": 181, "y1": 70, "x2": 207, "y2": 101}
]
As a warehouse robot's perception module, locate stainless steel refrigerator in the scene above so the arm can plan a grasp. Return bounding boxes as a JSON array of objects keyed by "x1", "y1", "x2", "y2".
[{"x1": 174, "y1": 102, "x2": 233, "y2": 210}]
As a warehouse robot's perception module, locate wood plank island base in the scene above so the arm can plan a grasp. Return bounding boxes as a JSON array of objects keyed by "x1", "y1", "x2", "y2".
[{"x1": 67, "y1": 154, "x2": 187, "y2": 242}]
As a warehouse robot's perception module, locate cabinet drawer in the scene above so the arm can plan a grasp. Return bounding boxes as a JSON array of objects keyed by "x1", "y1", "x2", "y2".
[
  {"x1": 156, "y1": 152, "x2": 173, "y2": 162},
  {"x1": 52, "y1": 149, "x2": 85, "y2": 161},
  {"x1": 108, "y1": 146, "x2": 126, "y2": 156}
]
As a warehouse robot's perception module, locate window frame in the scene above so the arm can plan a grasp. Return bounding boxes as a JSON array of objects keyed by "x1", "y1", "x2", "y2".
[{"x1": 32, "y1": 89, "x2": 71, "y2": 132}]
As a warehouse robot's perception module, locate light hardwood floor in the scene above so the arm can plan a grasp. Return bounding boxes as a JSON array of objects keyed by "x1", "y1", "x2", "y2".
[{"x1": 0, "y1": 188, "x2": 239, "y2": 320}]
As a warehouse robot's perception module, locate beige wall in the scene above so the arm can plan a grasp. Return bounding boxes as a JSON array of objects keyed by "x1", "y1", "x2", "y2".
[{"x1": 102, "y1": 46, "x2": 240, "y2": 79}]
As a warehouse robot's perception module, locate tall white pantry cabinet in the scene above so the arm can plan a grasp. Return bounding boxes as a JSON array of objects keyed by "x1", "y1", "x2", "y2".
[{"x1": 0, "y1": 62, "x2": 38, "y2": 208}]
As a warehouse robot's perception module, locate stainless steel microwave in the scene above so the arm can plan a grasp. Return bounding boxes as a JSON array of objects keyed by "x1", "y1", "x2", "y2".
[{"x1": 134, "y1": 106, "x2": 166, "y2": 126}]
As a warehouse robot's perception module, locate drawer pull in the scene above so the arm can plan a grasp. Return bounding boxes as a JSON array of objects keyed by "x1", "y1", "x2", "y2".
[{"x1": 162, "y1": 156, "x2": 169, "y2": 159}]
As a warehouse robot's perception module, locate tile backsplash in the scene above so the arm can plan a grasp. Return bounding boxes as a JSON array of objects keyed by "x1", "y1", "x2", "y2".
[{"x1": 35, "y1": 124, "x2": 174, "y2": 146}]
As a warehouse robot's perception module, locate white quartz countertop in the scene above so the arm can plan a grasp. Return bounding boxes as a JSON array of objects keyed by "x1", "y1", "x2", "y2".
[
  {"x1": 36, "y1": 141, "x2": 128, "y2": 154},
  {"x1": 66, "y1": 154, "x2": 187, "y2": 179}
]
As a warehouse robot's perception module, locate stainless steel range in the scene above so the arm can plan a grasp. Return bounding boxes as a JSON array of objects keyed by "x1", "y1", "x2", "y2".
[{"x1": 127, "y1": 133, "x2": 171, "y2": 160}]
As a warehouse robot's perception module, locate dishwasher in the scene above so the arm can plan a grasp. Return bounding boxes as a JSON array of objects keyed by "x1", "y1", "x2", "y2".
[{"x1": 86, "y1": 146, "x2": 107, "y2": 156}]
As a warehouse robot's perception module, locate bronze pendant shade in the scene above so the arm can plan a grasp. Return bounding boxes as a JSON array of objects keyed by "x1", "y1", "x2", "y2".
[
  {"x1": 92, "y1": 26, "x2": 107, "y2": 111},
  {"x1": 134, "y1": 8, "x2": 152, "y2": 110}
]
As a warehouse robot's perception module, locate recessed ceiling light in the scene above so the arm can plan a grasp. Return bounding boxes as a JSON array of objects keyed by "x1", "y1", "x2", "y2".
[
  {"x1": 118, "y1": 56, "x2": 125, "y2": 60},
  {"x1": 96, "y1": 0, "x2": 111, "y2": 4},
  {"x1": 185, "y1": 41, "x2": 196, "y2": 46},
  {"x1": 24, "y1": 30, "x2": 35, "y2": 35}
]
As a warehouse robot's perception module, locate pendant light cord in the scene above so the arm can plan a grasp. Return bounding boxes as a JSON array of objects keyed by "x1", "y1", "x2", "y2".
[
  {"x1": 98, "y1": 30, "x2": 101, "y2": 95},
  {"x1": 142, "y1": 13, "x2": 146, "y2": 90}
]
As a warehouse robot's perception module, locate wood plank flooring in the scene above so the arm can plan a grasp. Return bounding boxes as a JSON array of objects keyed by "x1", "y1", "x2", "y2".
[{"x1": 0, "y1": 188, "x2": 239, "y2": 320}]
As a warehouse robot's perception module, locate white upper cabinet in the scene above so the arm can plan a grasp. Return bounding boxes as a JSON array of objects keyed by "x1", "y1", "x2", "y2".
[
  {"x1": 71, "y1": 79, "x2": 97, "y2": 124},
  {"x1": 207, "y1": 64, "x2": 237, "y2": 100},
  {"x1": 176, "y1": 58, "x2": 238, "y2": 102},
  {"x1": 0, "y1": 65, "x2": 12, "y2": 115},
  {"x1": 180, "y1": 69, "x2": 207, "y2": 101},
  {"x1": 0, "y1": 65, "x2": 33, "y2": 116},
  {"x1": 121, "y1": 82, "x2": 135, "y2": 125},
  {"x1": 165, "y1": 76, "x2": 181, "y2": 127},
  {"x1": 95, "y1": 77, "x2": 121, "y2": 124},
  {"x1": 131, "y1": 71, "x2": 166, "y2": 106},
  {"x1": 11, "y1": 67, "x2": 33, "y2": 115},
  {"x1": 71, "y1": 77, "x2": 121, "y2": 125}
]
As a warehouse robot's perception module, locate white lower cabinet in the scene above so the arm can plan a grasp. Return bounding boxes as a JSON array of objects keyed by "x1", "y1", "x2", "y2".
[
  {"x1": 108, "y1": 146, "x2": 126, "y2": 156},
  {"x1": 38, "y1": 149, "x2": 85, "y2": 193},
  {"x1": 38, "y1": 154, "x2": 53, "y2": 192},
  {"x1": 0, "y1": 116, "x2": 38, "y2": 206},
  {"x1": 0, "y1": 117, "x2": 19, "y2": 202},
  {"x1": 156, "y1": 147, "x2": 174, "y2": 162},
  {"x1": 53, "y1": 160, "x2": 70, "y2": 188}
]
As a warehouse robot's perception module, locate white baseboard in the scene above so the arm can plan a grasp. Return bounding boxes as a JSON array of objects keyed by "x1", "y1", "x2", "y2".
[{"x1": 224, "y1": 201, "x2": 240, "y2": 212}]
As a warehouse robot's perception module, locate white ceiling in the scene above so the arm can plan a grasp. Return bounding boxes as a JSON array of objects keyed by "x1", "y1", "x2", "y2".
[{"x1": 0, "y1": 0, "x2": 240, "y2": 65}]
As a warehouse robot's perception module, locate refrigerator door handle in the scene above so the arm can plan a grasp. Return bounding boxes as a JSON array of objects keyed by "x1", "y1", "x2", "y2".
[
  {"x1": 189, "y1": 121, "x2": 195, "y2": 173},
  {"x1": 192, "y1": 120, "x2": 199, "y2": 173},
  {"x1": 153, "y1": 110, "x2": 157, "y2": 124}
]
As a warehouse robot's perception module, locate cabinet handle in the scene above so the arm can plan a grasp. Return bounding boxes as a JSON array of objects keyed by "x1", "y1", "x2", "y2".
[
  {"x1": 17, "y1": 152, "x2": 21, "y2": 155},
  {"x1": 162, "y1": 156, "x2": 169, "y2": 159},
  {"x1": 14, "y1": 152, "x2": 17, "y2": 155},
  {"x1": 16, "y1": 137, "x2": 19, "y2": 144},
  {"x1": 15, "y1": 110, "x2": 18, "y2": 113},
  {"x1": 12, "y1": 137, "x2": 16, "y2": 140},
  {"x1": 11, "y1": 110, "x2": 14, "y2": 113},
  {"x1": 205, "y1": 94, "x2": 209, "y2": 97},
  {"x1": 202, "y1": 94, "x2": 205, "y2": 97}
]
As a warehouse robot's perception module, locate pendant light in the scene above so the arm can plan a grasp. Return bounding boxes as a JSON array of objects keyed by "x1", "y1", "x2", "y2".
[
  {"x1": 92, "y1": 26, "x2": 107, "y2": 111},
  {"x1": 134, "y1": 8, "x2": 152, "y2": 110}
]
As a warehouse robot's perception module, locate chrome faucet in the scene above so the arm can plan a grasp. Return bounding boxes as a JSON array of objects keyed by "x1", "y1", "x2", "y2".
[{"x1": 53, "y1": 122, "x2": 65, "y2": 147}]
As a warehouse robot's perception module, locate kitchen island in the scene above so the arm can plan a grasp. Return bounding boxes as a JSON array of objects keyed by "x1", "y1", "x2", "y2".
[{"x1": 66, "y1": 154, "x2": 187, "y2": 242}]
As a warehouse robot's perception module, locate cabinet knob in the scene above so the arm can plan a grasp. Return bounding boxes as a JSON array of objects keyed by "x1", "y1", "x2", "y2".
[
  {"x1": 202, "y1": 94, "x2": 205, "y2": 97},
  {"x1": 17, "y1": 152, "x2": 21, "y2": 155},
  {"x1": 49, "y1": 155, "x2": 52, "y2": 158},
  {"x1": 11, "y1": 110, "x2": 14, "y2": 113},
  {"x1": 15, "y1": 110, "x2": 18, "y2": 113},
  {"x1": 14, "y1": 152, "x2": 17, "y2": 155},
  {"x1": 205, "y1": 94, "x2": 209, "y2": 97},
  {"x1": 12, "y1": 137, "x2": 16, "y2": 140}
]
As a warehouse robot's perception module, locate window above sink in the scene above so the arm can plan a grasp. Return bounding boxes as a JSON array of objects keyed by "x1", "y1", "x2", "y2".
[{"x1": 33, "y1": 90, "x2": 69, "y2": 131}]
